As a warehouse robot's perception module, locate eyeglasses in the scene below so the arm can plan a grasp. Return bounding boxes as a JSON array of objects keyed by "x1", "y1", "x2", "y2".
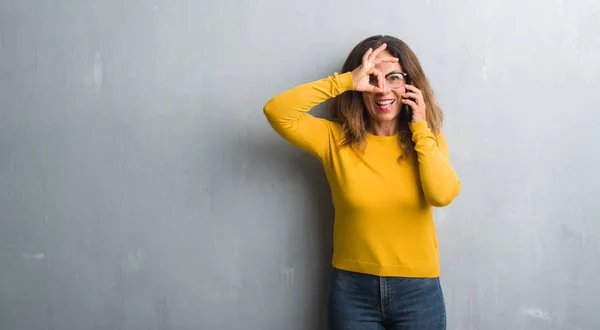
[{"x1": 369, "y1": 72, "x2": 408, "y2": 89}]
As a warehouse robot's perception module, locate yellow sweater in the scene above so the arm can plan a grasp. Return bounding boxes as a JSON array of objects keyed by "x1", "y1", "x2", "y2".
[{"x1": 263, "y1": 72, "x2": 461, "y2": 277}]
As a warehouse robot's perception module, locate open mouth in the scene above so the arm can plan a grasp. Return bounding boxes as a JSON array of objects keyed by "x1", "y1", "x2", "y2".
[{"x1": 375, "y1": 99, "x2": 395, "y2": 112}]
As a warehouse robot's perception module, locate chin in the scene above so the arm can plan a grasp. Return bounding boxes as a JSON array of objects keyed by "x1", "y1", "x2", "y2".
[{"x1": 373, "y1": 108, "x2": 400, "y2": 122}]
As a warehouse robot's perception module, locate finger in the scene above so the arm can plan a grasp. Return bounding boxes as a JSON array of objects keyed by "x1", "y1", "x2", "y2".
[
  {"x1": 403, "y1": 92, "x2": 420, "y2": 103},
  {"x1": 363, "y1": 48, "x2": 373, "y2": 64},
  {"x1": 401, "y1": 98, "x2": 418, "y2": 108},
  {"x1": 372, "y1": 68, "x2": 384, "y2": 90},
  {"x1": 405, "y1": 84, "x2": 423, "y2": 95},
  {"x1": 374, "y1": 57, "x2": 399, "y2": 65},
  {"x1": 371, "y1": 86, "x2": 384, "y2": 94},
  {"x1": 363, "y1": 83, "x2": 382, "y2": 94},
  {"x1": 369, "y1": 43, "x2": 387, "y2": 60}
]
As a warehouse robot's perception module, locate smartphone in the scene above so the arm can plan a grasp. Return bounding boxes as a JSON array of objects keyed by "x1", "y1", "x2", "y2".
[{"x1": 400, "y1": 74, "x2": 412, "y2": 122}]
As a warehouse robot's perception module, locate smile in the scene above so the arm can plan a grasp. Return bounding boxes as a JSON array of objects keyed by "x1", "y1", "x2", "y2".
[{"x1": 375, "y1": 99, "x2": 395, "y2": 112}]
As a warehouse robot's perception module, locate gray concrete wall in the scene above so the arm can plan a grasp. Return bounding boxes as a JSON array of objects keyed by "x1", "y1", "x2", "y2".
[{"x1": 1, "y1": 0, "x2": 599, "y2": 329}]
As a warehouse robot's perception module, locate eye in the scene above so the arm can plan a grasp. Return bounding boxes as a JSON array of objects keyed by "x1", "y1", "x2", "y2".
[{"x1": 369, "y1": 75, "x2": 378, "y2": 85}]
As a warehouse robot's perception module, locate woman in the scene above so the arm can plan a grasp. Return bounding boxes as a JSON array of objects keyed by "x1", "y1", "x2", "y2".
[{"x1": 263, "y1": 35, "x2": 461, "y2": 330}]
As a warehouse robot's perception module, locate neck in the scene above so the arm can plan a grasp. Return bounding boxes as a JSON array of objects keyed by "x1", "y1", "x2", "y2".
[{"x1": 368, "y1": 120, "x2": 398, "y2": 136}]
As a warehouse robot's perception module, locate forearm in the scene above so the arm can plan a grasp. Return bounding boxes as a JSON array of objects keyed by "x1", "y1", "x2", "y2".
[
  {"x1": 263, "y1": 72, "x2": 354, "y2": 158},
  {"x1": 410, "y1": 121, "x2": 461, "y2": 206},
  {"x1": 264, "y1": 72, "x2": 353, "y2": 126}
]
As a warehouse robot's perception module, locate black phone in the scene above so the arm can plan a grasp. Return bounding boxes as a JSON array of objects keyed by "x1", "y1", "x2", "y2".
[{"x1": 400, "y1": 75, "x2": 412, "y2": 122}]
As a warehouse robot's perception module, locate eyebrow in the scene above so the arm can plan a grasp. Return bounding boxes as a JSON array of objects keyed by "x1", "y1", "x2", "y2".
[{"x1": 384, "y1": 71, "x2": 404, "y2": 78}]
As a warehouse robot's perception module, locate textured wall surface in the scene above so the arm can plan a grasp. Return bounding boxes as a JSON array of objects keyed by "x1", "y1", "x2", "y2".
[{"x1": 1, "y1": 0, "x2": 599, "y2": 329}]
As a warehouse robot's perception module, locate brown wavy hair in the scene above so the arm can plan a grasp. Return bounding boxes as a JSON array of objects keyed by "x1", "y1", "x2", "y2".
[{"x1": 327, "y1": 35, "x2": 443, "y2": 159}]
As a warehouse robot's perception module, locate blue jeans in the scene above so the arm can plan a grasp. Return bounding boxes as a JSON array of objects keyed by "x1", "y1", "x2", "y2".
[{"x1": 327, "y1": 268, "x2": 446, "y2": 330}]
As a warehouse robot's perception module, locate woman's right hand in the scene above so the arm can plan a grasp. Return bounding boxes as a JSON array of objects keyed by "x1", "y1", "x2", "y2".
[{"x1": 350, "y1": 43, "x2": 399, "y2": 93}]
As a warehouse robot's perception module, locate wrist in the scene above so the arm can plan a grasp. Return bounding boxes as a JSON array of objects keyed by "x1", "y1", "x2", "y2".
[
  {"x1": 409, "y1": 120, "x2": 429, "y2": 132},
  {"x1": 338, "y1": 71, "x2": 357, "y2": 92},
  {"x1": 350, "y1": 72, "x2": 359, "y2": 90}
]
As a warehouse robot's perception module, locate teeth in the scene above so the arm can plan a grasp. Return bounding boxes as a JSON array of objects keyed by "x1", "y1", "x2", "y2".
[{"x1": 376, "y1": 100, "x2": 394, "y2": 105}]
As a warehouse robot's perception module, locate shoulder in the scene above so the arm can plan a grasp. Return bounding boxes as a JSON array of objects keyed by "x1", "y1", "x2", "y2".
[
  {"x1": 328, "y1": 120, "x2": 343, "y2": 135},
  {"x1": 314, "y1": 119, "x2": 346, "y2": 158},
  {"x1": 327, "y1": 120, "x2": 347, "y2": 146},
  {"x1": 435, "y1": 129, "x2": 450, "y2": 142},
  {"x1": 313, "y1": 117, "x2": 344, "y2": 138},
  {"x1": 435, "y1": 129, "x2": 446, "y2": 139}
]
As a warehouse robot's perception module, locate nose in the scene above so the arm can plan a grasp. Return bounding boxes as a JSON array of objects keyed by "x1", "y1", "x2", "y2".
[{"x1": 379, "y1": 80, "x2": 391, "y2": 94}]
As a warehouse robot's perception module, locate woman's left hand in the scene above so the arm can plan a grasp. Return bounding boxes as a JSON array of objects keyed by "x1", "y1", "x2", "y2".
[{"x1": 402, "y1": 85, "x2": 426, "y2": 123}]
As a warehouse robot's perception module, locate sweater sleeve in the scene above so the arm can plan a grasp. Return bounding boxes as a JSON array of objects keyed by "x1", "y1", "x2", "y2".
[
  {"x1": 263, "y1": 72, "x2": 355, "y2": 160},
  {"x1": 409, "y1": 120, "x2": 461, "y2": 207}
]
